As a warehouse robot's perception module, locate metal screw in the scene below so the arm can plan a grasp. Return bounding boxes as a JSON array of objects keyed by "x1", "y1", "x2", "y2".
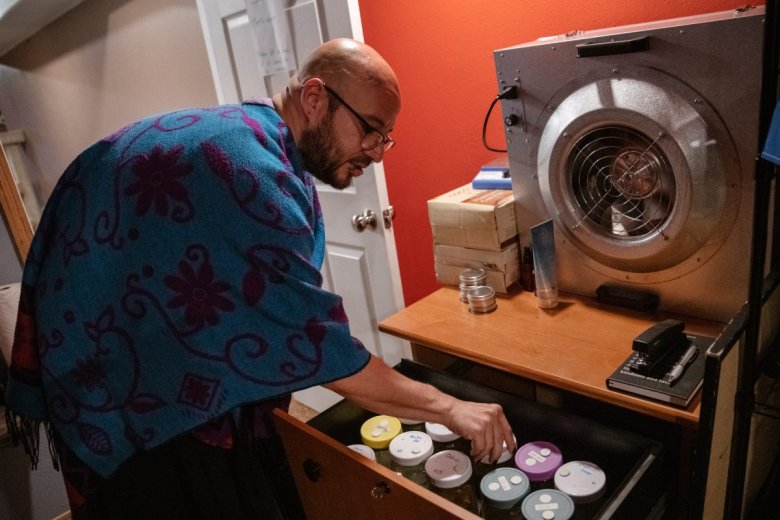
[
  {"x1": 613, "y1": 68, "x2": 620, "y2": 74},
  {"x1": 693, "y1": 98, "x2": 702, "y2": 104}
]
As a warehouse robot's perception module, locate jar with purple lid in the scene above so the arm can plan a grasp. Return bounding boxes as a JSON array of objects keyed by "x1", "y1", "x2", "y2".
[{"x1": 514, "y1": 441, "x2": 563, "y2": 489}]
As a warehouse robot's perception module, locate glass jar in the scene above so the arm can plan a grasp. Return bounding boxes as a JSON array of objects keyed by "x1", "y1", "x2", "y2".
[
  {"x1": 473, "y1": 436, "x2": 516, "y2": 483},
  {"x1": 425, "y1": 421, "x2": 469, "y2": 454},
  {"x1": 514, "y1": 441, "x2": 563, "y2": 490},
  {"x1": 346, "y1": 444, "x2": 376, "y2": 462},
  {"x1": 398, "y1": 417, "x2": 425, "y2": 432},
  {"x1": 424, "y1": 450, "x2": 480, "y2": 515},
  {"x1": 480, "y1": 468, "x2": 530, "y2": 519},
  {"x1": 554, "y1": 460, "x2": 606, "y2": 517},
  {"x1": 520, "y1": 489, "x2": 575, "y2": 520},
  {"x1": 360, "y1": 415, "x2": 402, "y2": 468},
  {"x1": 389, "y1": 431, "x2": 434, "y2": 488}
]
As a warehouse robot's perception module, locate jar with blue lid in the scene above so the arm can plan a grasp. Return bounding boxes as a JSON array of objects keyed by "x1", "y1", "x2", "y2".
[
  {"x1": 521, "y1": 489, "x2": 575, "y2": 520},
  {"x1": 480, "y1": 467, "x2": 530, "y2": 519}
]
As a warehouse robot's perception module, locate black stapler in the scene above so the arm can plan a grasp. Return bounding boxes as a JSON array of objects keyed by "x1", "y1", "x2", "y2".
[{"x1": 628, "y1": 319, "x2": 688, "y2": 375}]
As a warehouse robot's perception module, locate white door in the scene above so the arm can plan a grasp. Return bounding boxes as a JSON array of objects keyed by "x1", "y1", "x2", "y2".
[{"x1": 196, "y1": 0, "x2": 407, "y2": 411}]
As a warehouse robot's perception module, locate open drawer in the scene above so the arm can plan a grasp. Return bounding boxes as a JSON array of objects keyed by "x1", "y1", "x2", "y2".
[{"x1": 273, "y1": 359, "x2": 667, "y2": 519}]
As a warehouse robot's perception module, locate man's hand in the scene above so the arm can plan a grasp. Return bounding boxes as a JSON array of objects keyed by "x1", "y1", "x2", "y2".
[{"x1": 326, "y1": 355, "x2": 516, "y2": 464}]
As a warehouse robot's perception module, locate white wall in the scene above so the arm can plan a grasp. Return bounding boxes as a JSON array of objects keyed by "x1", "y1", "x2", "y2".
[{"x1": 0, "y1": 0, "x2": 217, "y2": 517}]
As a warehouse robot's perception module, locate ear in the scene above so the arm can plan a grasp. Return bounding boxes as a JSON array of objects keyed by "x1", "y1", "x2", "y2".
[{"x1": 299, "y1": 78, "x2": 329, "y2": 124}]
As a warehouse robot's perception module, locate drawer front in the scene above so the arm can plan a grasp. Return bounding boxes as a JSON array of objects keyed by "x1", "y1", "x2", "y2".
[{"x1": 274, "y1": 409, "x2": 481, "y2": 519}]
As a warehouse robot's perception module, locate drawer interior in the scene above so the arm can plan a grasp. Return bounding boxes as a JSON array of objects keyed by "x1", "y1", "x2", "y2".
[{"x1": 306, "y1": 359, "x2": 668, "y2": 519}]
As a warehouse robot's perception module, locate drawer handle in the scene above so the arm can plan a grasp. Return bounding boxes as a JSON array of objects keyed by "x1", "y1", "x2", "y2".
[
  {"x1": 302, "y1": 458, "x2": 321, "y2": 483},
  {"x1": 370, "y1": 481, "x2": 391, "y2": 500}
]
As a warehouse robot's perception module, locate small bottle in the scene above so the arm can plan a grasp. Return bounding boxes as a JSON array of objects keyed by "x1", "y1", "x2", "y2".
[
  {"x1": 521, "y1": 247, "x2": 535, "y2": 292},
  {"x1": 360, "y1": 415, "x2": 402, "y2": 468},
  {"x1": 389, "y1": 431, "x2": 434, "y2": 488},
  {"x1": 520, "y1": 489, "x2": 575, "y2": 520},
  {"x1": 425, "y1": 422, "x2": 469, "y2": 454},
  {"x1": 425, "y1": 450, "x2": 480, "y2": 514},
  {"x1": 480, "y1": 467, "x2": 530, "y2": 519},
  {"x1": 514, "y1": 441, "x2": 563, "y2": 490}
]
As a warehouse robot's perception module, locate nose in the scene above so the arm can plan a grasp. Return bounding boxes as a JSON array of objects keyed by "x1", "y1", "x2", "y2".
[{"x1": 365, "y1": 143, "x2": 385, "y2": 163}]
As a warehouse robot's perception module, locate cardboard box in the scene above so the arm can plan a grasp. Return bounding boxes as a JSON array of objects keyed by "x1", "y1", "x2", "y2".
[
  {"x1": 434, "y1": 241, "x2": 521, "y2": 293},
  {"x1": 427, "y1": 184, "x2": 517, "y2": 250}
]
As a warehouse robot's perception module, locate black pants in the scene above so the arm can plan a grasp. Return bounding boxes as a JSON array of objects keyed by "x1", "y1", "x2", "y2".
[{"x1": 56, "y1": 428, "x2": 306, "y2": 520}]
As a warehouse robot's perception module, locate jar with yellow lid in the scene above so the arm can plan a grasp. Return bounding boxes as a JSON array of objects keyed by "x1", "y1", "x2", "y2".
[{"x1": 360, "y1": 415, "x2": 402, "y2": 468}]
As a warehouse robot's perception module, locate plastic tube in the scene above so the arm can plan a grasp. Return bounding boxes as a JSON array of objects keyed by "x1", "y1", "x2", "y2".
[{"x1": 530, "y1": 219, "x2": 559, "y2": 309}]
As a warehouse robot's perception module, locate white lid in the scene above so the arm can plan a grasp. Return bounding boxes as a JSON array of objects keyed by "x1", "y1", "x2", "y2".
[
  {"x1": 479, "y1": 434, "x2": 516, "y2": 464},
  {"x1": 399, "y1": 417, "x2": 424, "y2": 425},
  {"x1": 424, "y1": 450, "x2": 473, "y2": 489},
  {"x1": 554, "y1": 461, "x2": 606, "y2": 503},
  {"x1": 424, "y1": 422, "x2": 460, "y2": 442},
  {"x1": 389, "y1": 431, "x2": 434, "y2": 466},
  {"x1": 347, "y1": 444, "x2": 376, "y2": 461}
]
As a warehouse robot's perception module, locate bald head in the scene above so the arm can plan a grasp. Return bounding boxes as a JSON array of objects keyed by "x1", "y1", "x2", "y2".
[{"x1": 297, "y1": 38, "x2": 399, "y2": 104}]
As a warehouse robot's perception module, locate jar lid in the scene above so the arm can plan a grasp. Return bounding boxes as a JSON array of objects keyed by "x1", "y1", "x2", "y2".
[
  {"x1": 360, "y1": 415, "x2": 402, "y2": 449},
  {"x1": 480, "y1": 468, "x2": 530, "y2": 510},
  {"x1": 424, "y1": 450, "x2": 473, "y2": 489},
  {"x1": 514, "y1": 441, "x2": 563, "y2": 482},
  {"x1": 347, "y1": 444, "x2": 376, "y2": 461},
  {"x1": 521, "y1": 489, "x2": 575, "y2": 520},
  {"x1": 459, "y1": 268, "x2": 487, "y2": 284},
  {"x1": 389, "y1": 431, "x2": 434, "y2": 466},
  {"x1": 478, "y1": 434, "x2": 516, "y2": 465},
  {"x1": 399, "y1": 417, "x2": 424, "y2": 425},
  {"x1": 424, "y1": 422, "x2": 460, "y2": 442},
  {"x1": 554, "y1": 461, "x2": 606, "y2": 504}
]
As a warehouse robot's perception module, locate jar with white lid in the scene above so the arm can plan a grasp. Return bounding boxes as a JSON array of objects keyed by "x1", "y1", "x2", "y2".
[
  {"x1": 425, "y1": 422, "x2": 469, "y2": 454},
  {"x1": 398, "y1": 417, "x2": 425, "y2": 432},
  {"x1": 389, "y1": 431, "x2": 434, "y2": 488},
  {"x1": 360, "y1": 415, "x2": 402, "y2": 468},
  {"x1": 424, "y1": 450, "x2": 480, "y2": 514},
  {"x1": 347, "y1": 444, "x2": 376, "y2": 461},
  {"x1": 473, "y1": 435, "x2": 516, "y2": 482},
  {"x1": 480, "y1": 467, "x2": 530, "y2": 519},
  {"x1": 520, "y1": 489, "x2": 575, "y2": 520},
  {"x1": 553, "y1": 460, "x2": 606, "y2": 518}
]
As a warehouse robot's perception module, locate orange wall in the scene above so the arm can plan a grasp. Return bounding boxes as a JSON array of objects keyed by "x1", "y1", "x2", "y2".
[{"x1": 357, "y1": 0, "x2": 760, "y2": 306}]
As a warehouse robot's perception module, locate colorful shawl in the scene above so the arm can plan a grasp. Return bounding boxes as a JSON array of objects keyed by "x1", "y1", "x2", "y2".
[{"x1": 4, "y1": 101, "x2": 370, "y2": 478}]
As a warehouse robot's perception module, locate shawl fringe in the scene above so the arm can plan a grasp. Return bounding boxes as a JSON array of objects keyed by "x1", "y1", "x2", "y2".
[{"x1": 5, "y1": 408, "x2": 60, "y2": 471}]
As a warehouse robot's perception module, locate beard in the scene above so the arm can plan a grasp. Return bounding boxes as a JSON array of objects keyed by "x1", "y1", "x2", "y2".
[{"x1": 298, "y1": 109, "x2": 354, "y2": 190}]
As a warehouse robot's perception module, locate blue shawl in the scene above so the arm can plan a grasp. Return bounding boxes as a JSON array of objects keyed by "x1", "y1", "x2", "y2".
[{"x1": 4, "y1": 101, "x2": 370, "y2": 477}]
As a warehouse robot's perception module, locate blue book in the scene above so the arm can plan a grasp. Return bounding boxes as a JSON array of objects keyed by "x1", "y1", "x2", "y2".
[{"x1": 472, "y1": 157, "x2": 511, "y2": 189}]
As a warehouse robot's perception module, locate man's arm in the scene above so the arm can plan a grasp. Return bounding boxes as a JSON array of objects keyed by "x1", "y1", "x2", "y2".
[{"x1": 325, "y1": 355, "x2": 515, "y2": 462}]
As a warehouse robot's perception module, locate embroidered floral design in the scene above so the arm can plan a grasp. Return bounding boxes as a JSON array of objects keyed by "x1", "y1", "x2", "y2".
[
  {"x1": 71, "y1": 355, "x2": 107, "y2": 392},
  {"x1": 124, "y1": 145, "x2": 193, "y2": 216},
  {"x1": 164, "y1": 259, "x2": 235, "y2": 328},
  {"x1": 177, "y1": 373, "x2": 219, "y2": 411}
]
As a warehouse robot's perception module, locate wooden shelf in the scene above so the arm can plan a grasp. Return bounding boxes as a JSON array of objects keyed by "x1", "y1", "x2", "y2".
[{"x1": 379, "y1": 287, "x2": 726, "y2": 429}]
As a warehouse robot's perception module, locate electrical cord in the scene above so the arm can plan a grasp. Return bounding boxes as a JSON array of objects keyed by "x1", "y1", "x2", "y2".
[{"x1": 482, "y1": 86, "x2": 518, "y2": 152}]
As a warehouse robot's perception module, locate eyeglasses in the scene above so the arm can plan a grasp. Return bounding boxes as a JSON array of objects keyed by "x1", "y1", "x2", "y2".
[{"x1": 323, "y1": 84, "x2": 395, "y2": 152}]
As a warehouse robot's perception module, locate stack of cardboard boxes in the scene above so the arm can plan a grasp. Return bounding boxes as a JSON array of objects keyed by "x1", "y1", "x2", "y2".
[{"x1": 427, "y1": 184, "x2": 521, "y2": 293}]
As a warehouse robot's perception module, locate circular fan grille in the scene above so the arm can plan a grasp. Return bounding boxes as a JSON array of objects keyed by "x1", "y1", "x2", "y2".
[{"x1": 566, "y1": 126, "x2": 676, "y2": 238}]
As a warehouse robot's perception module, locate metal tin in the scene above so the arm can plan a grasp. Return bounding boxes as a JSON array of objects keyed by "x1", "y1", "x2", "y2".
[
  {"x1": 467, "y1": 285, "x2": 497, "y2": 314},
  {"x1": 459, "y1": 268, "x2": 487, "y2": 286}
]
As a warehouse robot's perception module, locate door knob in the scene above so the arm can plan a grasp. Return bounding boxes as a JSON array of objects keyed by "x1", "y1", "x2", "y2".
[
  {"x1": 351, "y1": 208, "x2": 377, "y2": 231},
  {"x1": 370, "y1": 481, "x2": 391, "y2": 500}
]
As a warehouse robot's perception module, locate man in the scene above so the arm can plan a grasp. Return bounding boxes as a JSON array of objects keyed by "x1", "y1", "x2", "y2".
[{"x1": 5, "y1": 38, "x2": 514, "y2": 518}]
